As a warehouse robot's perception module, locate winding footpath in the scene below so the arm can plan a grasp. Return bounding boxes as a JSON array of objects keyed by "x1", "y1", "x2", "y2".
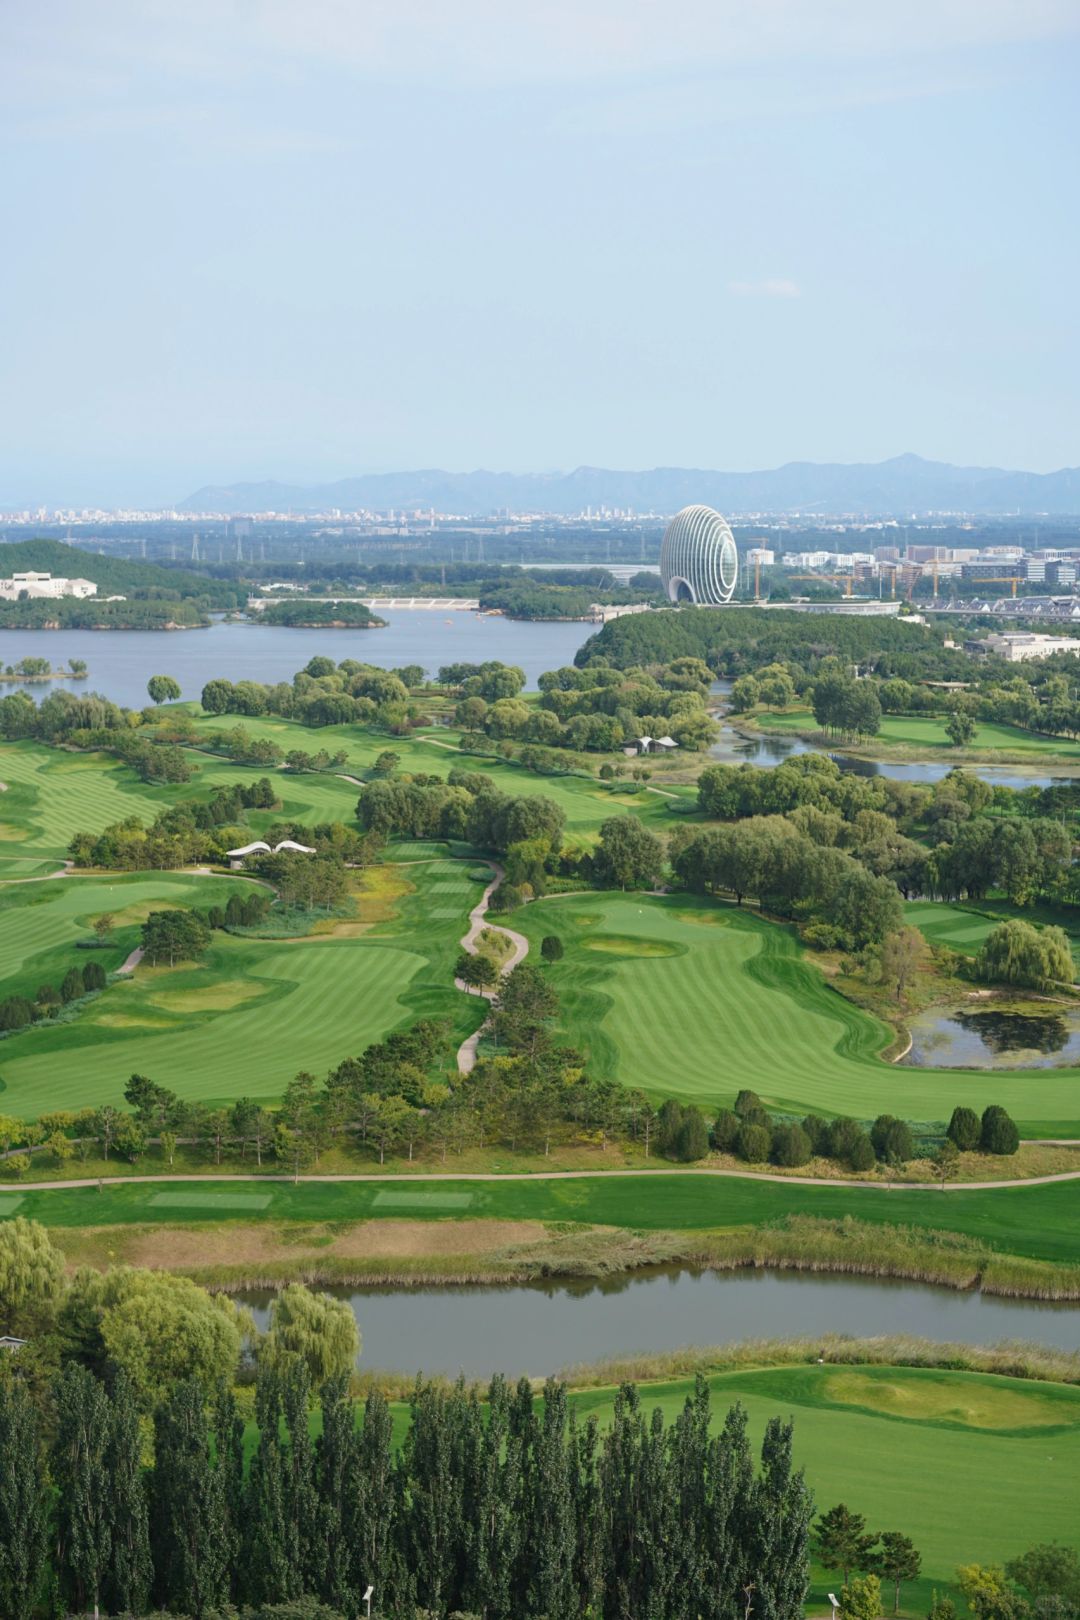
[{"x1": 454, "y1": 861, "x2": 529, "y2": 1074}]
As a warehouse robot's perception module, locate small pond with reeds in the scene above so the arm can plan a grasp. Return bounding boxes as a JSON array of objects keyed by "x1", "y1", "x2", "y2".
[{"x1": 236, "y1": 1268, "x2": 1080, "y2": 1378}]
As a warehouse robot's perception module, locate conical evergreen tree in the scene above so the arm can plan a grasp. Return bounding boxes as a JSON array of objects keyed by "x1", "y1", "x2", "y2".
[
  {"x1": 151, "y1": 1378, "x2": 230, "y2": 1616},
  {"x1": 103, "y1": 1371, "x2": 152, "y2": 1619},
  {"x1": 0, "y1": 1381, "x2": 48, "y2": 1620},
  {"x1": 51, "y1": 1363, "x2": 113, "y2": 1619}
]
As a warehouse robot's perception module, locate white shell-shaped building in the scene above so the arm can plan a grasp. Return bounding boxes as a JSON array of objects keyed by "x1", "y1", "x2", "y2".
[{"x1": 659, "y1": 505, "x2": 738, "y2": 605}]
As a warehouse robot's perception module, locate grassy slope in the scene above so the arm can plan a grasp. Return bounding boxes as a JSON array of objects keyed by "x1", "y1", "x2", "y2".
[
  {"x1": 509, "y1": 892, "x2": 1080, "y2": 1133},
  {"x1": 906, "y1": 896, "x2": 1080, "y2": 961},
  {"x1": 0, "y1": 861, "x2": 487, "y2": 1114},
  {"x1": 755, "y1": 708, "x2": 1080, "y2": 758},
  {"x1": 8, "y1": 1174, "x2": 1080, "y2": 1265}
]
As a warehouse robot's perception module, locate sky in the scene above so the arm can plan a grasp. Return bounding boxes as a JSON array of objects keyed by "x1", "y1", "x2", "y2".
[{"x1": 2, "y1": 1, "x2": 1079, "y2": 507}]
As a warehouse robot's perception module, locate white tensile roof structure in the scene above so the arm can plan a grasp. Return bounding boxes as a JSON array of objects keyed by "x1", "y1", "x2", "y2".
[{"x1": 225, "y1": 839, "x2": 317, "y2": 858}]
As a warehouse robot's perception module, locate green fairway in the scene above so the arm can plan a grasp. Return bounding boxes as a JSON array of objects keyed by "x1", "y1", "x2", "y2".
[
  {"x1": 0, "y1": 870, "x2": 244, "y2": 1001},
  {"x1": 906, "y1": 897, "x2": 1080, "y2": 961},
  {"x1": 509, "y1": 893, "x2": 1080, "y2": 1131},
  {"x1": 754, "y1": 709, "x2": 1080, "y2": 758},
  {"x1": 570, "y1": 1363, "x2": 1080, "y2": 1606},
  {"x1": 10, "y1": 1171, "x2": 1080, "y2": 1265},
  {"x1": 0, "y1": 859, "x2": 487, "y2": 1115}
]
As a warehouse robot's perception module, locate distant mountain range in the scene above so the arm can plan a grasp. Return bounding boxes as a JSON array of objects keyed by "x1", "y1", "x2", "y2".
[{"x1": 179, "y1": 454, "x2": 1080, "y2": 517}]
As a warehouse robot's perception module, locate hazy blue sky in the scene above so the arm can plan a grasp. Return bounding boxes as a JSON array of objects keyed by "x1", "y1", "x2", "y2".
[{"x1": 3, "y1": 2, "x2": 1079, "y2": 505}]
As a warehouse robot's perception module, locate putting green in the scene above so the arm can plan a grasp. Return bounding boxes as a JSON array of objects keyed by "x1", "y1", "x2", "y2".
[{"x1": 512, "y1": 893, "x2": 1080, "y2": 1130}]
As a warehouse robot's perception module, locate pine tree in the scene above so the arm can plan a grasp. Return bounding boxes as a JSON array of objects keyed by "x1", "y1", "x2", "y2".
[
  {"x1": 151, "y1": 1379, "x2": 230, "y2": 1616},
  {"x1": 0, "y1": 1381, "x2": 48, "y2": 1620},
  {"x1": 103, "y1": 1371, "x2": 152, "y2": 1619},
  {"x1": 52, "y1": 1363, "x2": 113, "y2": 1619}
]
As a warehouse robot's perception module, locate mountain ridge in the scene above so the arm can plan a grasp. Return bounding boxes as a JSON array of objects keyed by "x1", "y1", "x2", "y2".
[{"x1": 179, "y1": 454, "x2": 1080, "y2": 517}]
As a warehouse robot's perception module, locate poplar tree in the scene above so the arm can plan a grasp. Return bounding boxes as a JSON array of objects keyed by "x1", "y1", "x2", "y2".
[
  {"x1": 52, "y1": 1363, "x2": 113, "y2": 1619},
  {"x1": 315, "y1": 1372, "x2": 360, "y2": 1611},
  {"x1": 0, "y1": 1381, "x2": 48, "y2": 1620},
  {"x1": 213, "y1": 1382, "x2": 246, "y2": 1584},
  {"x1": 750, "y1": 1416, "x2": 814, "y2": 1620},
  {"x1": 151, "y1": 1379, "x2": 230, "y2": 1616},
  {"x1": 527, "y1": 1379, "x2": 576, "y2": 1620},
  {"x1": 244, "y1": 1365, "x2": 294, "y2": 1604},
  {"x1": 281, "y1": 1357, "x2": 319, "y2": 1593},
  {"x1": 356, "y1": 1386, "x2": 396, "y2": 1613},
  {"x1": 103, "y1": 1371, "x2": 152, "y2": 1619}
]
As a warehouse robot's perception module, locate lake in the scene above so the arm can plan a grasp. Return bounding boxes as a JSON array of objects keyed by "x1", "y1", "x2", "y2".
[
  {"x1": 0, "y1": 611, "x2": 596, "y2": 707},
  {"x1": 237, "y1": 1267, "x2": 1080, "y2": 1378}
]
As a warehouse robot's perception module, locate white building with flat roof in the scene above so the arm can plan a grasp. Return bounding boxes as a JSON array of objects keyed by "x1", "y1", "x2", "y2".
[
  {"x1": 0, "y1": 571, "x2": 97, "y2": 600},
  {"x1": 980, "y1": 632, "x2": 1080, "y2": 662}
]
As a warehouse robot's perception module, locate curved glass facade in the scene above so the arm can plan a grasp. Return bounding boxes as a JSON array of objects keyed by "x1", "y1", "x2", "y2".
[{"x1": 659, "y1": 505, "x2": 739, "y2": 605}]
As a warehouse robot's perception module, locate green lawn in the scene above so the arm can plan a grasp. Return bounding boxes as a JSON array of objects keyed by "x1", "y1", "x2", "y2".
[
  {"x1": 509, "y1": 892, "x2": 1080, "y2": 1132},
  {"x1": 755, "y1": 709, "x2": 1080, "y2": 758},
  {"x1": 0, "y1": 871, "x2": 245, "y2": 1002},
  {"x1": 9, "y1": 1172, "x2": 1080, "y2": 1265},
  {"x1": 571, "y1": 1363, "x2": 1080, "y2": 1609},
  {"x1": 0, "y1": 860, "x2": 487, "y2": 1115},
  {"x1": 906, "y1": 897, "x2": 1080, "y2": 960}
]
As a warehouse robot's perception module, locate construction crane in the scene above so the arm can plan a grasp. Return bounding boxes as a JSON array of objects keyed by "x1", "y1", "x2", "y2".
[
  {"x1": 788, "y1": 572, "x2": 855, "y2": 598},
  {"x1": 960, "y1": 574, "x2": 1021, "y2": 598}
]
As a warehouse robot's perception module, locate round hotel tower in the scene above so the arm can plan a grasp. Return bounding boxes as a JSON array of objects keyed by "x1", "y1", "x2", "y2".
[{"x1": 659, "y1": 505, "x2": 739, "y2": 604}]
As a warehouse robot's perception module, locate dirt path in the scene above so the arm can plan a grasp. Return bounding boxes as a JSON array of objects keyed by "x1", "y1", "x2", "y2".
[
  {"x1": 454, "y1": 861, "x2": 530, "y2": 1074},
  {"x1": 116, "y1": 946, "x2": 144, "y2": 976}
]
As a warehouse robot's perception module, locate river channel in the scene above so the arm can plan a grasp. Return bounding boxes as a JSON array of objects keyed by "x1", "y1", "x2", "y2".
[{"x1": 237, "y1": 1267, "x2": 1080, "y2": 1378}]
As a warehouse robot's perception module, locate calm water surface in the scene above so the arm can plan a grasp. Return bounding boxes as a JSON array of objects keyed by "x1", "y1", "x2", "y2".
[
  {"x1": 709, "y1": 723, "x2": 1076, "y2": 792},
  {"x1": 904, "y1": 1002, "x2": 1080, "y2": 1069},
  {"x1": 237, "y1": 1267, "x2": 1080, "y2": 1377},
  {"x1": 0, "y1": 612, "x2": 595, "y2": 706}
]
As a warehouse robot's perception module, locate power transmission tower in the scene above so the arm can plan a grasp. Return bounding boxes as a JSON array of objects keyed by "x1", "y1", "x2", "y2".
[{"x1": 191, "y1": 533, "x2": 200, "y2": 562}]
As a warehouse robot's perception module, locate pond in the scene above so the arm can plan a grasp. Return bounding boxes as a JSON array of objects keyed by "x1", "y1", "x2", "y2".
[
  {"x1": 709, "y1": 722, "x2": 1078, "y2": 792},
  {"x1": 903, "y1": 1001, "x2": 1080, "y2": 1069},
  {"x1": 236, "y1": 1266, "x2": 1080, "y2": 1378},
  {"x1": 0, "y1": 611, "x2": 596, "y2": 707}
]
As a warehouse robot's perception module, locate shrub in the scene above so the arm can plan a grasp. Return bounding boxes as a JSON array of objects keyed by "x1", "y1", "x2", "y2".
[
  {"x1": 827, "y1": 1116, "x2": 863, "y2": 1162},
  {"x1": 870, "y1": 1114, "x2": 913, "y2": 1164},
  {"x1": 980, "y1": 1104, "x2": 1019, "y2": 1156},
  {"x1": 801, "y1": 1114, "x2": 830, "y2": 1155},
  {"x1": 657, "y1": 1098, "x2": 684, "y2": 1157},
  {"x1": 712, "y1": 1108, "x2": 741, "y2": 1152},
  {"x1": 674, "y1": 1108, "x2": 710, "y2": 1162},
  {"x1": 540, "y1": 935, "x2": 564, "y2": 963},
  {"x1": 60, "y1": 966, "x2": 85, "y2": 1003},
  {"x1": 771, "y1": 1123, "x2": 812, "y2": 1168},
  {"x1": 947, "y1": 1105, "x2": 981, "y2": 1152},
  {"x1": 735, "y1": 1122, "x2": 772, "y2": 1163},
  {"x1": 734, "y1": 1088, "x2": 763, "y2": 1117},
  {"x1": 739, "y1": 1105, "x2": 772, "y2": 1131},
  {"x1": 81, "y1": 959, "x2": 107, "y2": 992},
  {"x1": 846, "y1": 1131, "x2": 876, "y2": 1173},
  {"x1": 0, "y1": 996, "x2": 35, "y2": 1031}
]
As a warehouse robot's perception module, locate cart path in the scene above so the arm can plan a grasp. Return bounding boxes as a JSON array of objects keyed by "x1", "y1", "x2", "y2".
[
  {"x1": 13, "y1": 1155, "x2": 1080, "y2": 1194},
  {"x1": 454, "y1": 861, "x2": 529, "y2": 1074}
]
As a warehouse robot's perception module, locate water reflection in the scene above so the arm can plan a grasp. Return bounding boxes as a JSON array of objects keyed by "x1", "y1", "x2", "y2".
[
  {"x1": 709, "y1": 724, "x2": 1076, "y2": 791},
  {"x1": 904, "y1": 1002, "x2": 1080, "y2": 1069},
  {"x1": 236, "y1": 1265, "x2": 1080, "y2": 1378}
]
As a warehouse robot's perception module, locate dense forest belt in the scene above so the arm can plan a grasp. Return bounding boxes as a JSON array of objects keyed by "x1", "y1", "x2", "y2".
[{"x1": 14, "y1": 1180, "x2": 1080, "y2": 1295}]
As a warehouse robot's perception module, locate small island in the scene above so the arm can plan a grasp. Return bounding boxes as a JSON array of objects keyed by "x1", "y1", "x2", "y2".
[
  {"x1": 0, "y1": 655, "x2": 87, "y2": 682},
  {"x1": 251, "y1": 598, "x2": 387, "y2": 628}
]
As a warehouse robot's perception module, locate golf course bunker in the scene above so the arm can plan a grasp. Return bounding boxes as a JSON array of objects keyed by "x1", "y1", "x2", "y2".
[
  {"x1": 582, "y1": 935, "x2": 681, "y2": 958},
  {"x1": 821, "y1": 1369, "x2": 1078, "y2": 1430},
  {"x1": 149, "y1": 1191, "x2": 273, "y2": 1211},
  {"x1": 371, "y1": 1189, "x2": 474, "y2": 1211}
]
